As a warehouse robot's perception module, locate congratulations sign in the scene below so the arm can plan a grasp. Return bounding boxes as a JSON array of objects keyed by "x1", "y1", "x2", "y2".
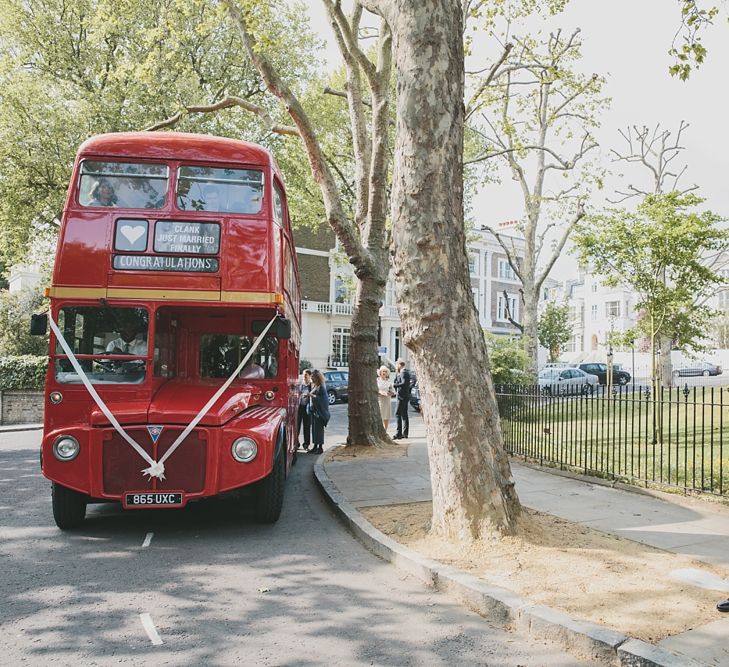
[
  {"x1": 113, "y1": 255, "x2": 219, "y2": 273},
  {"x1": 154, "y1": 221, "x2": 220, "y2": 255}
]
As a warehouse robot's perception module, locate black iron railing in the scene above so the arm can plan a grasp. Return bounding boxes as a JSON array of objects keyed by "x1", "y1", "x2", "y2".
[{"x1": 495, "y1": 384, "x2": 728, "y2": 497}]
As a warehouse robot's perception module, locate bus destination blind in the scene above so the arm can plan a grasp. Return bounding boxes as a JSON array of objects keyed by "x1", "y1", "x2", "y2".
[{"x1": 113, "y1": 254, "x2": 219, "y2": 272}]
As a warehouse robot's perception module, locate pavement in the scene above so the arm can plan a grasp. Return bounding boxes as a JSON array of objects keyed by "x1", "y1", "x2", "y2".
[
  {"x1": 0, "y1": 422, "x2": 42, "y2": 433},
  {"x1": 12, "y1": 413, "x2": 729, "y2": 665},
  {"x1": 318, "y1": 411, "x2": 729, "y2": 667}
]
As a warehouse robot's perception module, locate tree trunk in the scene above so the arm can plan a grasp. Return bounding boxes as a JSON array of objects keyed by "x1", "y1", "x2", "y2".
[
  {"x1": 659, "y1": 335, "x2": 674, "y2": 387},
  {"x1": 348, "y1": 274, "x2": 390, "y2": 445},
  {"x1": 521, "y1": 283, "x2": 539, "y2": 376},
  {"x1": 386, "y1": 0, "x2": 521, "y2": 540}
]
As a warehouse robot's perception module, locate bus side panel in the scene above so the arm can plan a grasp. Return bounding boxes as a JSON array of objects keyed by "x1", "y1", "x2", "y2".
[
  {"x1": 53, "y1": 214, "x2": 111, "y2": 288},
  {"x1": 221, "y1": 219, "x2": 272, "y2": 294}
]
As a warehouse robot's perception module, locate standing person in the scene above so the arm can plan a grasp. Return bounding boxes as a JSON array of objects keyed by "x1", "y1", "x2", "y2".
[
  {"x1": 297, "y1": 370, "x2": 312, "y2": 451},
  {"x1": 376, "y1": 366, "x2": 395, "y2": 431},
  {"x1": 308, "y1": 369, "x2": 330, "y2": 455},
  {"x1": 393, "y1": 358, "x2": 412, "y2": 440}
]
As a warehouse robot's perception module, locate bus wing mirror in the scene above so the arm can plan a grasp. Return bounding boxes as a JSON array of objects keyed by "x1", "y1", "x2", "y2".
[
  {"x1": 30, "y1": 313, "x2": 48, "y2": 336},
  {"x1": 252, "y1": 317, "x2": 291, "y2": 339}
]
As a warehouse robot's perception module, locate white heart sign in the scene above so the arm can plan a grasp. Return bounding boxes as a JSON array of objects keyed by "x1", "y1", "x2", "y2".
[{"x1": 120, "y1": 225, "x2": 146, "y2": 245}]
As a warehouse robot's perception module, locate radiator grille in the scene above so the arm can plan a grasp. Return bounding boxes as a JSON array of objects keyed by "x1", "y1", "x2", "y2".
[{"x1": 102, "y1": 428, "x2": 207, "y2": 494}]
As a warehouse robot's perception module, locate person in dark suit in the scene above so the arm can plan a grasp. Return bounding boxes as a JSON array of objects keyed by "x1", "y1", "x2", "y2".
[
  {"x1": 308, "y1": 369, "x2": 330, "y2": 455},
  {"x1": 297, "y1": 369, "x2": 312, "y2": 451},
  {"x1": 392, "y1": 358, "x2": 412, "y2": 440}
]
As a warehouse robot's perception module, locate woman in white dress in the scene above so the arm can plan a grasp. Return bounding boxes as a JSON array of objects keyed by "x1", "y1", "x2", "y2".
[{"x1": 376, "y1": 366, "x2": 396, "y2": 430}]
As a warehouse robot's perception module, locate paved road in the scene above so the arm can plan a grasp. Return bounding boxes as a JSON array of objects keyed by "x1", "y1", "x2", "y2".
[{"x1": 1, "y1": 406, "x2": 589, "y2": 666}]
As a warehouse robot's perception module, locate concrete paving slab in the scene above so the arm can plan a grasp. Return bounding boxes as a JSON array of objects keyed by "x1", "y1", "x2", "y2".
[
  {"x1": 670, "y1": 536, "x2": 729, "y2": 569},
  {"x1": 657, "y1": 617, "x2": 729, "y2": 666},
  {"x1": 321, "y1": 415, "x2": 729, "y2": 667}
]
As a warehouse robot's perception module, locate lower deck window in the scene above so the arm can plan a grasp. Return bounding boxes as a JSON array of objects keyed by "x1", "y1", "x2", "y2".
[{"x1": 200, "y1": 334, "x2": 279, "y2": 379}]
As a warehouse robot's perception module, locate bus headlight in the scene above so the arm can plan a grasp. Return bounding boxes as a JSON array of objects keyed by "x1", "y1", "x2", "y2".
[
  {"x1": 53, "y1": 435, "x2": 80, "y2": 461},
  {"x1": 231, "y1": 437, "x2": 257, "y2": 463}
]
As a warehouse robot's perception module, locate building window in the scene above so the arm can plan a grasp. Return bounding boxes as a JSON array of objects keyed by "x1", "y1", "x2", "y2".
[
  {"x1": 468, "y1": 252, "x2": 478, "y2": 275},
  {"x1": 591, "y1": 282, "x2": 598, "y2": 292},
  {"x1": 334, "y1": 274, "x2": 354, "y2": 304},
  {"x1": 591, "y1": 304, "x2": 598, "y2": 320},
  {"x1": 605, "y1": 301, "x2": 621, "y2": 318},
  {"x1": 472, "y1": 287, "x2": 480, "y2": 312},
  {"x1": 497, "y1": 259, "x2": 517, "y2": 281},
  {"x1": 497, "y1": 293, "x2": 519, "y2": 322},
  {"x1": 543, "y1": 286, "x2": 557, "y2": 301},
  {"x1": 331, "y1": 326, "x2": 350, "y2": 366},
  {"x1": 385, "y1": 280, "x2": 396, "y2": 307}
]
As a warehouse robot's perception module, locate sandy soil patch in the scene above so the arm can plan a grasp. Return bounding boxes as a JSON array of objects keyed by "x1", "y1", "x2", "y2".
[{"x1": 361, "y1": 501, "x2": 727, "y2": 642}]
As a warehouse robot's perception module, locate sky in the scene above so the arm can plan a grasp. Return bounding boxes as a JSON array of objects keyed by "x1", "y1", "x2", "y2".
[{"x1": 302, "y1": 1, "x2": 729, "y2": 276}]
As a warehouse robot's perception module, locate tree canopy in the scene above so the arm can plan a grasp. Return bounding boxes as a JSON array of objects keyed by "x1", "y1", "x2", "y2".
[
  {"x1": 0, "y1": 0, "x2": 321, "y2": 267},
  {"x1": 538, "y1": 302, "x2": 571, "y2": 363},
  {"x1": 573, "y1": 192, "x2": 728, "y2": 357}
]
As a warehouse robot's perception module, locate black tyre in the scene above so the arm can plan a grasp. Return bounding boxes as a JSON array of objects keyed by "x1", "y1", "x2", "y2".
[
  {"x1": 618, "y1": 375, "x2": 629, "y2": 385},
  {"x1": 327, "y1": 390, "x2": 337, "y2": 405},
  {"x1": 253, "y1": 448, "x2": 286, "y2": 524},
  {"x1": 51, "y1": 482, "x2": 87, "y2": 529}
]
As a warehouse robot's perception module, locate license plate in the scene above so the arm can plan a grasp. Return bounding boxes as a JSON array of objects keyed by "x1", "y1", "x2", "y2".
[{"x1": 123, "y1": 491, "x2": 184, "y2": 508}]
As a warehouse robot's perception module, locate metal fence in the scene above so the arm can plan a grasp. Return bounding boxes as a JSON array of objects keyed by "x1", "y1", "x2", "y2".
[{"x1": 495, "y1": 384, "x2": 728, "y2": 497}]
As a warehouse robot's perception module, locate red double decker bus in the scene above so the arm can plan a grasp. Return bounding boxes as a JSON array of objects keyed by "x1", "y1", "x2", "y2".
[{"x1": 33, "y1": 132, "x2": 301, "y2": 529}]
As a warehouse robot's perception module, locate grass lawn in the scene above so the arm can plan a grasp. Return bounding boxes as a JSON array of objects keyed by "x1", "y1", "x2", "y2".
[{"x1": 498, "y1": 386, "x2": 729, "y2": 495}]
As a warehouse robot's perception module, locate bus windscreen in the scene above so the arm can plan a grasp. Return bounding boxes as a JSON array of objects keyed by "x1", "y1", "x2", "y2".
[{"x1": 54, "y1": 306, "x2": 149, "y2": 385}]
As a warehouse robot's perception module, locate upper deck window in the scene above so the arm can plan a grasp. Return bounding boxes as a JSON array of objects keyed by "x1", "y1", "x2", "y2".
[
  {"x1": 79, "y1": 161, "x2": 168, "y2": 209},
  {"x1": 273, "y1": 182, "x2": 284, "y2": 226},
  {"x1": 176, "y1": 166, "x2": 263, "y2": 215}
]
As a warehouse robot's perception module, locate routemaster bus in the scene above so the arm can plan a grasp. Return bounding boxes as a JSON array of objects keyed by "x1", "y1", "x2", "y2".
[{"x1": 31, "y1": 132, "x2": 301, "y2": 529}]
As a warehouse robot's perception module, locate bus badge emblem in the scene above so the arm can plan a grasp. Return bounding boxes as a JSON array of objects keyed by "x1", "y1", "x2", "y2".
[{"x1": 147, "y1": 425, "x2": 164, "y2": 443}]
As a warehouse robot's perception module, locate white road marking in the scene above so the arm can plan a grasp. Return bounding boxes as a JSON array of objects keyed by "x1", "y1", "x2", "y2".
[
  {"x1": 140, "y1": 613, "x2": 163, "y2": 645},
  {"x1": 142, "y1": 532, "x2": 154, "y2": 548}
]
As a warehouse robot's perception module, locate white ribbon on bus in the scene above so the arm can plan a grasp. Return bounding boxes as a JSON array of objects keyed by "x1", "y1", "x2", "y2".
[{"x1": 48, "y1": 313, "x2": 279, "y2": 480}]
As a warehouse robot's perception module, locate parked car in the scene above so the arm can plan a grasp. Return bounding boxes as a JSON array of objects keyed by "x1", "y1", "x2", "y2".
[
  {"x1": 538, "y1": 367, "x2": 599, "y2": 396},
  {"x1": 577, "y1": 362, "x2": 631, "y2": 386},
  {"x1": 323, "y1": 370, "x2": 349, "y2": 404},
  {"x1": 673, "y1": 361, "x2": 723, "y2": 377},
  {"x1": 409, "y1": 384, "x2": 421, "y2": 412}
]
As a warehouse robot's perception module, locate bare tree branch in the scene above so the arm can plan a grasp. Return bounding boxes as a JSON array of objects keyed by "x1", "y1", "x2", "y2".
[
  {"x1": 501, "y1": 289, "x2": 524, "y2": 332},
  {"x1": 143, "y1": 95, "x2": 299, "y2": 135},
  {"x1": 609, "y1": 121, "x2": 698, "y2": 198},
  {"x1": 225, "y1": 1, "x2": 369, "y2": 274},
  {"x1": 465, "y1": 42, "x2": 513, "y2": 121}
]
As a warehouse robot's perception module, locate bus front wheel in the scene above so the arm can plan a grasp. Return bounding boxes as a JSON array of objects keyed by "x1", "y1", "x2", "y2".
[
  {"x1": 253, "y1": 451, "x2": 285, "y2": 524},
  {"x1": 52, "y1": 482, "x2": 87, "y2": 529}
]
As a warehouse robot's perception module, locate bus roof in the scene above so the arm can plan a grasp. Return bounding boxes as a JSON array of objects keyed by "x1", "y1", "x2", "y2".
[{"x1": 78, "y1": 132, "x2": 279, "y2": 170}]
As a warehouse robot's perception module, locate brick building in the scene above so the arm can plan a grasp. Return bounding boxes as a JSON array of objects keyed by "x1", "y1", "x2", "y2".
[{"x1": 293, "y1": 224, "x2": 525, "y2": 370}]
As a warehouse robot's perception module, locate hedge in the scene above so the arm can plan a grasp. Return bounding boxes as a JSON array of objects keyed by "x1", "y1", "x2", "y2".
[{"x1": 0, "y1": 355, "x2": 48, "y2": 390}]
